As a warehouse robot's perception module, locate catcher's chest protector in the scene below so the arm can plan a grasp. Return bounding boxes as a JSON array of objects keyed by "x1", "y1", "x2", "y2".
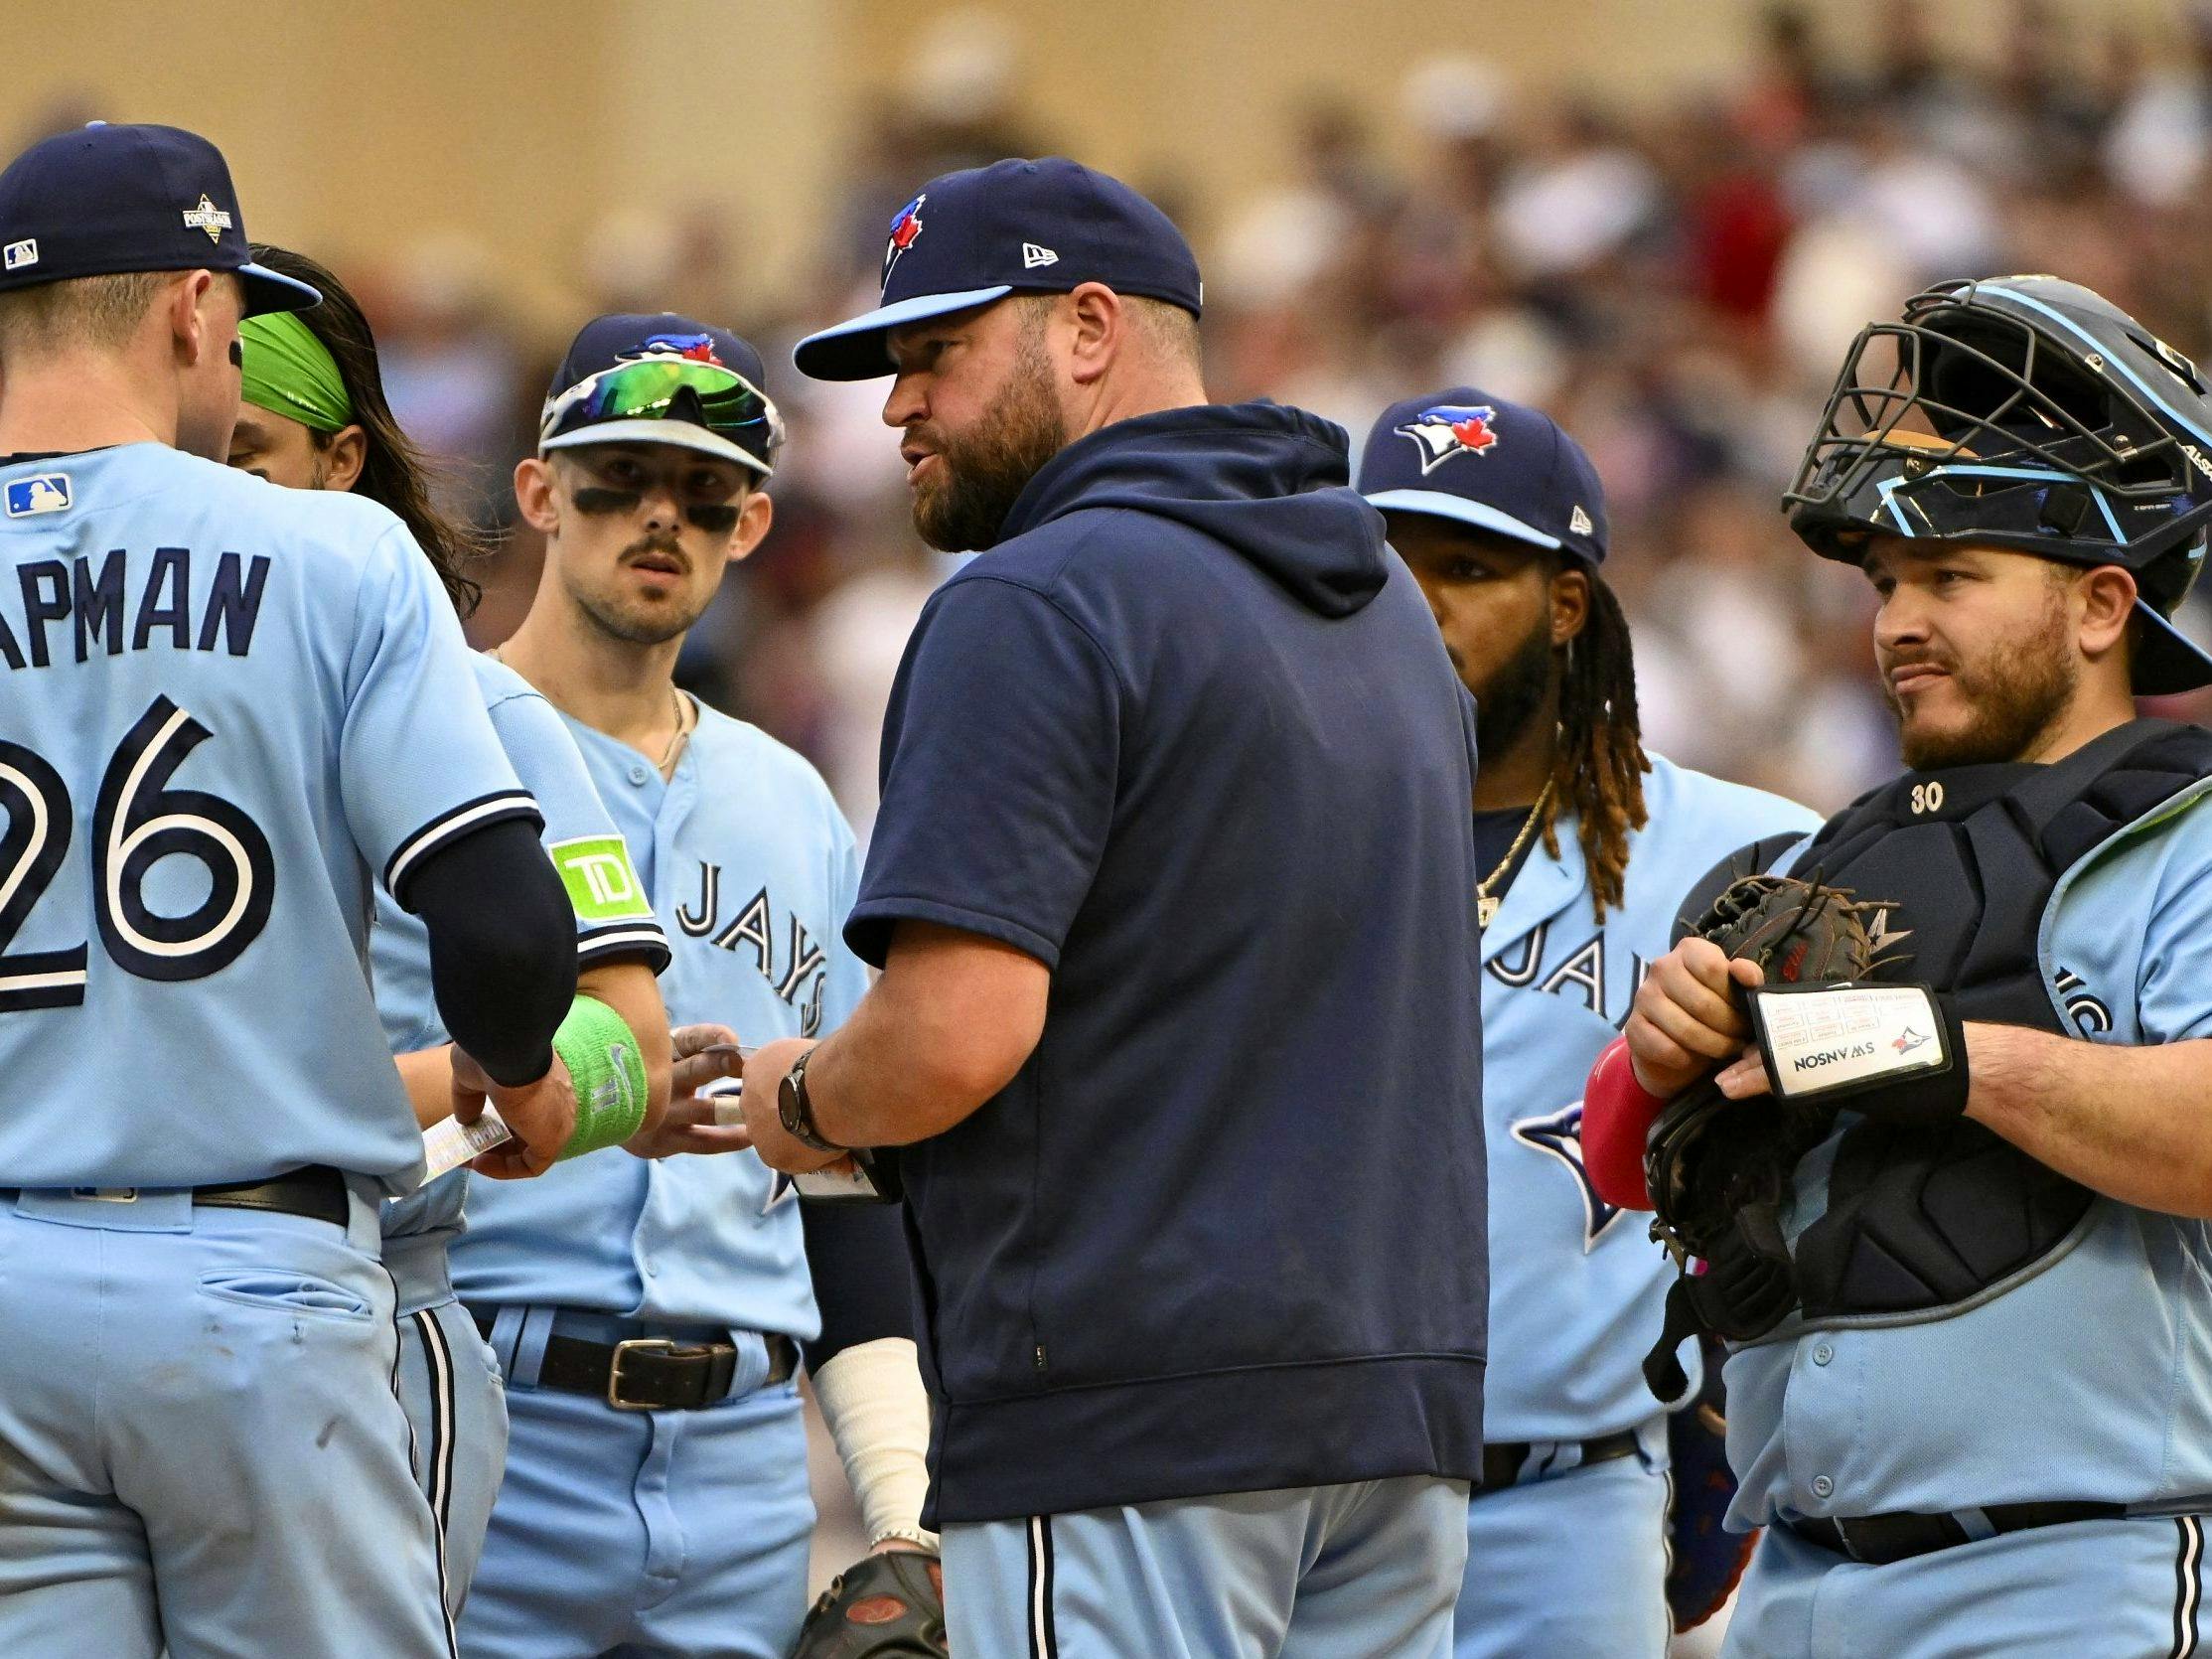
[{"x1": 1786, "y1": 718, "x2": 2212, "y2": 1324}]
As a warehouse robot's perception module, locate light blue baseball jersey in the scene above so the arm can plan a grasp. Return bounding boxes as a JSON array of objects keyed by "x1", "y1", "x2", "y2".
[
  {"x1": 1727, "y1": 780, "x2": 2212, "y2": 1528},
  {"x1": 0, "y1": 444, "x2": 534, "y2": 1190},
  {"x1": 450, "y1": 700, "x2": 867, "y2": 1338},
  {"x1": 1481, "y1": 753, "x2": 1817, "y2": 1442},
  {"x1": 377, "y1": 654, "x2": 668, "y2": 1271}
]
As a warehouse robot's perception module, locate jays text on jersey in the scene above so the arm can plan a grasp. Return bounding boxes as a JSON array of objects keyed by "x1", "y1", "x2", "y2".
[{"x1": 0, "y1": 444, "x2": 534, "y2": 1189}]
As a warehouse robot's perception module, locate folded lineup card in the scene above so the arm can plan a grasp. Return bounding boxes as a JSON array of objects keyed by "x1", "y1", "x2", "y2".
[{"x1": 421, "y1": 1106, "x2": 514, "y2": 1180}]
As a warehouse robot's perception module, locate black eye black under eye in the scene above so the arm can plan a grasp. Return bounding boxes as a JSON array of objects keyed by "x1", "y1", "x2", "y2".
[
  {"x1": 684, "y1": 504, "x2": 740, "y2": 532},
  {"x1": 227, "y1": 340, "x2": 242, "y2": 368},
  {"x1": 571, "y1": 486, "x2": 643, "y2": 516}
]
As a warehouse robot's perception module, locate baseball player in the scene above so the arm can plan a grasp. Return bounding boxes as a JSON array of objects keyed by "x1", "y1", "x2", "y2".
[
  {"x1": 228, "y1": 243, "x2": 676, "y2": 1622},
  {"x1": 762, "y1": 158, "x2": 1487, "y2": 1658},
  {"x1": 1584, "y1": 275, "x2": 2212, "y2": 1657},
  {"x1": 0, "y1": 124, "x2": 582, "y2": 1658},
  {"x1": 450, "y1": 312, "x2": 938, "y2": 1659},
  {"x1": 1355, "y1": 387, "x2": 1817, "y2": 1656}
]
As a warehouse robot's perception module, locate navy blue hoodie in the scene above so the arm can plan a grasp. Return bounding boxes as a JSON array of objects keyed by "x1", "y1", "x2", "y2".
[{"x1": 849, "y1": 400, "x2": 1487, "y2": 1523}]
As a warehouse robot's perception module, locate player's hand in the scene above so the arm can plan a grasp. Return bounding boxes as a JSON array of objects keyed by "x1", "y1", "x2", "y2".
[
  {"x1": 452, "y1": 1047, "x2": 577, "y2": 1179},
  {"x1": 740, "y1": 1037, "x2": 845, "y2": 1175},
  {"x1": 1624, "y1": 939, "x2": 1765, "y2": 1098},
  {"x1": 1714, "y1": 1041, "x2": 1775, "y2": 1102},
  {"x1": 625, "y1": 1023, "x2": 756, "y2": 1159}
]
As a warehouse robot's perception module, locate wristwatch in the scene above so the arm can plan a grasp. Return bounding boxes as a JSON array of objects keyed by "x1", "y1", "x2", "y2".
[{"x1": 778, "y1": 1046, "x2": 844, "y2": 1152}]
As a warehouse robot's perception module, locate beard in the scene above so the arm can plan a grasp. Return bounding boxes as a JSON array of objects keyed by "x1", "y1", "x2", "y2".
[
  {"x1": 1888, "y1": 589, "x2": 2078, "y2": 769},
  {"x1": 571, "y1": 532, "x2": 711, "y2": 647},
  {"x1": 909, "y1": 340, "x2": 1067, "y2": 553},
  {"x1": 1468, "y1": 619, "x2": 1557, "y2": 766}
]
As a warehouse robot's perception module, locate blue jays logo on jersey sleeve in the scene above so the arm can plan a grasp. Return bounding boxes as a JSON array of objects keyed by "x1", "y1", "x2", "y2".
[
  {"x1": 4, "y1": 473, "x2": 71, "y2": 517},
  {"x1": 1511, "y1": 1102, "x2": 1625, "y2": 1251},
  {"x1": 882, "y1": 194, "x2": 926, "y2": 283},
  {"x1": 1397, "y1": 403, "x2": 1500, "y2": 475}
]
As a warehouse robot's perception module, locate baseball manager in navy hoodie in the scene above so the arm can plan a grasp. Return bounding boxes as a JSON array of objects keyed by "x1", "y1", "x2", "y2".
[{"x1": 747, "y1": 158, "x2": 1487, "y2": 1658}]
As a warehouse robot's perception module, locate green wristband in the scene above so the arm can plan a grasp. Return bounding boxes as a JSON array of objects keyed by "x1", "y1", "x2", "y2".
[{"x1": 551, "y1": 996, "x2": 650, "y2": 1159}]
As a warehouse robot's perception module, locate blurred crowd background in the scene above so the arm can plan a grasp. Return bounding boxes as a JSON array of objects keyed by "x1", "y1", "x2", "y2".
[
  {"x1": 17, "y1": 4, "x2": 2209, "y2": 1643},
  {"x1": 17, "y1": 0, "x2": 2212, "y2": 829}
]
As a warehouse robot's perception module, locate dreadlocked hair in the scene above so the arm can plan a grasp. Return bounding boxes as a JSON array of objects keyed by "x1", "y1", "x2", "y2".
[
  {"x1": 1535, "y1": 568, "x2": 1649, "y2": 921},
  {"x1": 248, "y1": 243, "x2": 490, "y2": 617}
]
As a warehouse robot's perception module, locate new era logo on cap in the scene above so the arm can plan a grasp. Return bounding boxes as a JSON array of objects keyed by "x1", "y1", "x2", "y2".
[
  {"x1": 1022, "y1": 242, "x2": 1059, "y2": 269},
  {"x1": 1570, "y1": 505, "x2": 1593, "y2": 535}
]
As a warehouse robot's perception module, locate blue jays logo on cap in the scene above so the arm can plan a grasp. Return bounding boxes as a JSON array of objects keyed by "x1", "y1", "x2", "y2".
[
  {"x1": 635, "y1": 331, "x2": 725, "y2": 365},
  {"x1": 1398, "y1": 403, "x2": 1501, "y2": 475},
  {"x1": 1360, "y1": 385, "x2": 1610, "y2": 566},
  {"x1": 4, "y1": 473, "x2": 71, "y2": 518},
  {"x1": 883, "y1": 194, "x2": 926, "y2": 284}
]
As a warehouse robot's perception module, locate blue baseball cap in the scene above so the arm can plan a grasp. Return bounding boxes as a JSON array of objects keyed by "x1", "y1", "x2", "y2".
[
  {"x1": 540, "y1": 313, "x2": 783, "y2": 478},
  {"x1": 1358, "y1": 387, "x2": 1608, "y2": 565},
  {"x1": 794, "y1": 157, "x2": 1203, "y2": 381},
  {"x1": 0, "y1": 123, "x2": 318, "y2": 316}
]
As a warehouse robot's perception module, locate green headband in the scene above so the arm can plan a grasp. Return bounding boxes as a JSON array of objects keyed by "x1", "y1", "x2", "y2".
[{"x1": 238, "y1": 311, "x2": 354, "y2": 433}]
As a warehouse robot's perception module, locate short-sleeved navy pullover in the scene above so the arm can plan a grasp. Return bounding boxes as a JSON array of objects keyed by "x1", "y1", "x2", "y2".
[{"x1": 852, "y1": 401, "x2": 1487, "y2": 1523}]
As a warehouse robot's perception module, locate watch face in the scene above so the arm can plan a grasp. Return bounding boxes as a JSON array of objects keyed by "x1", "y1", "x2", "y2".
[{"x1": 778, "y1": 1070, "x2": 803, "y2": 1133}]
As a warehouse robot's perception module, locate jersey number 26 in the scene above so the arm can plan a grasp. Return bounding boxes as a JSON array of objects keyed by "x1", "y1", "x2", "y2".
[{"x1": 0, "y1": 694, "x2": 274, "y2": 1011}]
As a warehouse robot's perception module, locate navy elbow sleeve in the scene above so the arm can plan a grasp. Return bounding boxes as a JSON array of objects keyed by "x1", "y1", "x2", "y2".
[
  {"x1": 802, "y1": 1200, "x2": 918, "y2": 1374},
  {"x1": 413, "y1": 819, "x2": 577, "y2": 1086}
]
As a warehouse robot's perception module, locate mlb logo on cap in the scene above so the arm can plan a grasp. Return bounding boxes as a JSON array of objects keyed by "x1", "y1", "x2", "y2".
[
  {"x1": 5, "y1": 473, "x2": 72, "y2": 518},
  {"x1": 1358, "y1": 385, "x2": 1609, "y2": 566}
]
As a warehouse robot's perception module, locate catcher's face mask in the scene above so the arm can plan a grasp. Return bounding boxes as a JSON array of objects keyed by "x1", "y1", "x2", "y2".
[{"x1": 1786, "y1": 276, "x2": 2212, "y2": 693}]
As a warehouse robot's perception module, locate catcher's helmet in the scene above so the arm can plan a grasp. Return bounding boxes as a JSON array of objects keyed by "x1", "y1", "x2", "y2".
[{"x1": 1785, "y1": 274, "x2": 2212, "y2": 693}]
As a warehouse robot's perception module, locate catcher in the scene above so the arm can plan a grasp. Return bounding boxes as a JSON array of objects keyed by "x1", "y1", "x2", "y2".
[{"x1": 1583, "y1": 276, "x2": 2212, "y2": 1658}]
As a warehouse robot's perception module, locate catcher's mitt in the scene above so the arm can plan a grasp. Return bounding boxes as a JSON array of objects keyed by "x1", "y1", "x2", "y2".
[
  {"x1": 792, "y1": 1549, "x2": 949, "y2": 1659},
  {"x1": 1640, "y1": 875, "x2": 1891, "y2": 1400},
  {"x1": 1645, "y1": 874, "x2": 1886, "y2": 1266}
]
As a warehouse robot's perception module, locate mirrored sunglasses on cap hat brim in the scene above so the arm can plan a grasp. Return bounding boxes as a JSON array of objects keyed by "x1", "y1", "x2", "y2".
[{"x1": 540, "y1": 359, "x2": 784, "y2": 455}]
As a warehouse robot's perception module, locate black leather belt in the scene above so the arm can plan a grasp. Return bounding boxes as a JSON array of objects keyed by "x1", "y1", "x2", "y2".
[
  {"x1": 0, "y1": 1165, "x2": 350, "y2": 1227},
  {"x1": 1482, "y1": 1429, "x2": 1642, "y2": 1490},
  {"x1": 1786, "y1": 1500, "x2": 2125, "y2": 1565},
  {"x1": 469, "y1": 1305, "x2": 797, "y2": 1411}
]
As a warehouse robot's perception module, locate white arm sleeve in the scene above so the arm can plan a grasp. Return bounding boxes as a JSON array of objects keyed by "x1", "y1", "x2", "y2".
[{"x1": 811, "y1": 1336, "x2": 939, "y2": 1550}]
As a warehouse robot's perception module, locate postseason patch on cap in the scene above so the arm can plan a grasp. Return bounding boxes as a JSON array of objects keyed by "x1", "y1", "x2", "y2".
[
  {"x1": 4, "y1": 473, "x2": 71, "y2": 517},
  {"x1": 181, "y1": 193, "x2": 232, "y2": 242}
]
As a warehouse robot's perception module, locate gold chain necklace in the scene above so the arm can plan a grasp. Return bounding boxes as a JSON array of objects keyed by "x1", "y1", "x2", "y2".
[
  {"x1": 1477, "y1": 782, "x2": 1554, "y2": 929},
  {"x1": 487, "y1": 645, "x2": 689, "y2": 773}
]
